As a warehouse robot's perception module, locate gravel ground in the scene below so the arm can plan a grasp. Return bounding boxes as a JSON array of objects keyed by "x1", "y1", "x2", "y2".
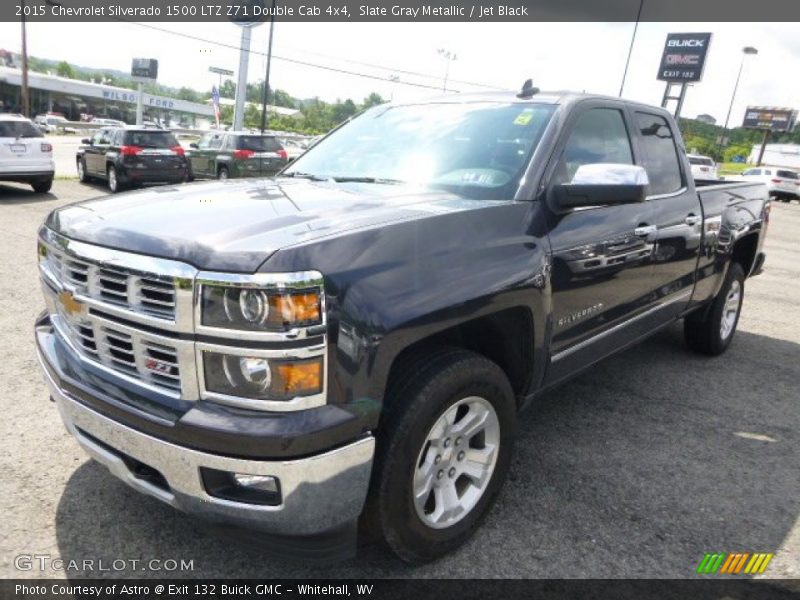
[{"x1": 0, "y1": 181, "x2": 798, "y2": 581}]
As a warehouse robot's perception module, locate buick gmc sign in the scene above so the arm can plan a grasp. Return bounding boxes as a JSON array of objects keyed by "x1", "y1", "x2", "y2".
[{"x1": 657, "y1": 33, "x2": 712, "y2": 82}]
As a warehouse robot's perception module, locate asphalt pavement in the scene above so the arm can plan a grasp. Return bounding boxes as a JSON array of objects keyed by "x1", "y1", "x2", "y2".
[{"x1": 0, "y1": 180, "x2": 798, "y2": 580}]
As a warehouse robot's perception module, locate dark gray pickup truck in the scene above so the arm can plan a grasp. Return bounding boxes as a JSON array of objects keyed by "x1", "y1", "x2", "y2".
[{"x1": 35, "y1": 88, "x2": 768, "y2": 563}]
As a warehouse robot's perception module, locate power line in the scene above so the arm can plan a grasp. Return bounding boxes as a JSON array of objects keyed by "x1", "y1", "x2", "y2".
[{"x1": 127, "y1": 22, "x2": 475, "y2": 92}]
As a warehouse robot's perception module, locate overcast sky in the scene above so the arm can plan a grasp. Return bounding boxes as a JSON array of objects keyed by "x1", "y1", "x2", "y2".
[{"x1": 1, "y1": 21, "x2": 798, "y2": 124}]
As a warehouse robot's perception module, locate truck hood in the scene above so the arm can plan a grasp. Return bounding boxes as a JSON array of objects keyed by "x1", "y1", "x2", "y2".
[{"x1": 45, "y1": 178, "x2": 490, "y2": 272}]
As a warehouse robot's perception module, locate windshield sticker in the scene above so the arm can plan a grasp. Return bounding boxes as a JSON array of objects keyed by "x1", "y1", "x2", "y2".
[{"x1": 514, "y1": 109, "x2": 535, "y2": 126}]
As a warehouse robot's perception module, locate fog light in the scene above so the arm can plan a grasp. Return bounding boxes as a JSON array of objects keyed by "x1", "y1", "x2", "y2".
[
  {"x1": 233, "y1": 473, "x2": 278, "y2": 493},
  {"x1": 201, "y1": 468, "x2": 282, "y2": 506}
]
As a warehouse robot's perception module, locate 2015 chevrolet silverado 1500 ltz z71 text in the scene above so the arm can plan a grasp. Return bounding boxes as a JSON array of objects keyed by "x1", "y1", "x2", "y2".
[{"x1": 35, "y1": 88, "x2": 769, "y2": 563}]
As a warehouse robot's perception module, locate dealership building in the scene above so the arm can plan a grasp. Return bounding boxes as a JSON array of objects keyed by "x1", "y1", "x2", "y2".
[{"x1": 0, "y1": 64, "x2": 299, "y2": 127}]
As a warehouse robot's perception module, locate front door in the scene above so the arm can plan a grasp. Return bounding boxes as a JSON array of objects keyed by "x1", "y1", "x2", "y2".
[{"x1": 544, "y1": 104, "x2": 657, "y2": 384}]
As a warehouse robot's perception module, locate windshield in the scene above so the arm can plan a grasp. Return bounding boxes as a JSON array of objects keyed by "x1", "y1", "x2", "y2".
[
  {"x1": 688, "y1": 156, "x2": 714, "y2": 166},
  {"x1": 0, "y1": 121, "x2": 43, "y2": 138},
  {"x1": 237, "y1": 136, "x2": 282, "y2": 152},
  {"x1": 123, "y1": 131, "x2": 179, "y2": 148},
  {"x1": 776, "y1": 169, "x2": 798, "y2": 179},
  {"x1": 283, "y1": 102, "x2": 556, "y2": 199}
]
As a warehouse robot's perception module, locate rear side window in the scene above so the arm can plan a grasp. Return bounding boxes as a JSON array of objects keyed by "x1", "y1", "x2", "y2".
[
  {"x1": 688, "y1": 156, "x2": 714, "y2": 166},
  {"x1": 123, "y1": 131, "x2": 179, "y2": 148},
  {"x1": 554, "y1": 108, "x2": 633, "y2": 184},
  {"x1": 237, "y1": 136, "x2": 282, "y2": 152},
  {"x1": 0, "y1": 120, "x2": 43, "y2": 138},
  {"x1": 776, "y1": 170, "x2": 798, "y2": 180},
  {"x1": 635, "y1": 112, "x2": 683, "y2": 196}
]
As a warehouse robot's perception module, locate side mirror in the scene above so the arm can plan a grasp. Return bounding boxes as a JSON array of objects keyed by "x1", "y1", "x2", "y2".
[
  {"x1": 189, "y1": 143, "x2": 198, "y2": 149},
  {"x1": 81, "y1": 138, "x2": 91, "y2": 145},
  {"x1": 550, "y1": 164, "x2": 649, "y2": 211}
]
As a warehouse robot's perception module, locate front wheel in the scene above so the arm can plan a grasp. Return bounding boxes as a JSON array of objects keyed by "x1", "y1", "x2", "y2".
[
  {"x1": 217, "y1": 166, "x2": 229, "y2": 180},
  {"x1": 367, "y1": 348, "x2": 517, "y2": 563},
  {"x1": 684, "y1": 262, "x2": 745, "y2": 355}
]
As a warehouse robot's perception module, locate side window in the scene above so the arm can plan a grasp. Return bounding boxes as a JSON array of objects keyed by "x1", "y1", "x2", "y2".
[
  {"x1": 208, "y1": 134, "x2": 223, "y2": 150},
  {"x1": 197, "y1": 133, "x2": 212, "y2": 149},
  {"x1": 763, "y1": 169, "x2": 772, "y2": 176},
  {"x1": 554, "y1": 108, "x2": 633, "y2": 184},
  {"x1": 635, "y1": 112, "x2": 683, "y2": 196}
]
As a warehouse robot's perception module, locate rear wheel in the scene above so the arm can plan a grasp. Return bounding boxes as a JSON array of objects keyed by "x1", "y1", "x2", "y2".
[
  {"x1": 31, "y1": 179, "x2": 52, "y2": 194},
  {"x1": 366, "y1": 348, "x2": 517, "y2": 563},
  {"x1": 217, "y1": 166, "x2": 229, "y2": 181},
  {"x1": 684, "y1": 262, "x2": 745, "y2": 356},
  {"x1": 107, "y1": 166, "x2": 121, "y2": 193}
]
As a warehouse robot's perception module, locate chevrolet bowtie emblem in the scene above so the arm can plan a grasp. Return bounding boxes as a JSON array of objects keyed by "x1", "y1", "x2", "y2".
[{"x1": 58, "y1": 290, "x2": 85, "y2": 317}]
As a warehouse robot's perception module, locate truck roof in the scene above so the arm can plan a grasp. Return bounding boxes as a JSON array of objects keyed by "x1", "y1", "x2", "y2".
[{"x1": 390, "y1": 90, "x2": 673, "y2": 116}]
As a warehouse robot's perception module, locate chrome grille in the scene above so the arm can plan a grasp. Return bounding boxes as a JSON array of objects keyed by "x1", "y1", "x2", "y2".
[
  {"x1": 55, "y1": 313, "x2": 185, "y2": 395},
  {"x1": 44, "y1": 250, "x2": 177, "y2": 321}
]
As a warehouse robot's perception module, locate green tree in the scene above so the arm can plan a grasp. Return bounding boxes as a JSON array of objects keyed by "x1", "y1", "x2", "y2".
[
  {"x1": 362, "y1": 92, "x2": 385, "y2": 108},
  {"x1": 56, "y1": 60, "x2": 75, "y2": 79}
]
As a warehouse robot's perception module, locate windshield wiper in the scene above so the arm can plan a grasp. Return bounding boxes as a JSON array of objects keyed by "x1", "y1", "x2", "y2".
[
  {"x1": 330, "y1": 176, "x2": 405, "y2": 185},
  {"x1": 280, "y1": 172, "x2": 329, "y2": 181}
]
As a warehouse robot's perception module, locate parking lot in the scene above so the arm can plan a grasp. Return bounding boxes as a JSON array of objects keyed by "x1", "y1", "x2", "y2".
[{"x1": 0, "y1": 180, "x2": 798, "y2": 580}]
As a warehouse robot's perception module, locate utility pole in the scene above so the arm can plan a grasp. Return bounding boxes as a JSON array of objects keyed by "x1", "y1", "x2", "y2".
[
  {"x1": 259, "y1": 0, "x2": 277, "y2": 134},
  {"x1": 437, "y1": 49, "x2": 457, "y2": 93},
  {"x1": 20, "y1": 0, "x2": 30, "y2": 116},
  {"x1": 618, "y1": 0, "x2": 644, "y2": 97}
]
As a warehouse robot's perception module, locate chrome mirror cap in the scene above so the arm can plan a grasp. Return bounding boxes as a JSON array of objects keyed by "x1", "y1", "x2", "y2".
[{"x1": 571, "y1": 163, "x2": 649, "y2": 186}]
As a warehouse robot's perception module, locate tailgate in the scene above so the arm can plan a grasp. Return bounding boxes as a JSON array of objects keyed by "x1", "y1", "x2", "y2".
[{"x1": 0, "y1": 137, "x2": 51, "y2": 169}]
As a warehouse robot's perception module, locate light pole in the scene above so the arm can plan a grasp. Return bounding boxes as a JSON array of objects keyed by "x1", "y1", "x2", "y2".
[
  {"x1": 717, "y1": 46, "x2": 758, "y2": 158},
  {"x1": 388, "y1": 74, "x2": 399, "y2": 101},
  {"x1": 437, "y1": 49, "x2": 457, "y2": 93}
]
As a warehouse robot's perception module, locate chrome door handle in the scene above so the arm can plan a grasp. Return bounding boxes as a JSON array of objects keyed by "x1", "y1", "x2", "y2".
[
  {"x1": 634, "y1": 225, "x2": 657, "y2": 237},
  {"x1": 685, "y1": 215, "x2": 702, "y2": 226}
]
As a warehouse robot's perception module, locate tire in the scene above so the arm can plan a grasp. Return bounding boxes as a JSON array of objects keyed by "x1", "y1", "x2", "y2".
[
  {"x1": 31, "y1": 179, "x2": 53, "y2": 194},
  {"x1": 217, "y1": 166, "x2": 229, "y2": 181},
  {"x1": 684, "y1": 262, "x2": 745, "y2": 356},
  {"x1": 107, "y1": 165, "x2": 121, "y2": 193},
  {"x1": 77, "y1": 158, "x2": 89, "y2": 183},
  {"x1": 366, "y1": 348, "x2": 517, "y2": 563}
]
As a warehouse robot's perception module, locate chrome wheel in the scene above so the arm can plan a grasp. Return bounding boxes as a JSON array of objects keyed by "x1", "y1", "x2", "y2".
[
  {"x1": 77, "y1": 160, "x2": 85, "y2": 181},
  {"x1": 413, "y1": 396, "x2": 500, "y2": 529},
  {"x1": 108, "y1": 167, "x2": 117, "y2": 192},
  {"x1": 218, "y1": 168, "x2": 229, "y2": 181},
  {"x1": 720, "y1": 279, "x2": 741, "y2": 340}
]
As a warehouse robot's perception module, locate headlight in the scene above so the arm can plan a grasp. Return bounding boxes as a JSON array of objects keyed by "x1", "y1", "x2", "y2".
[
  {"x1": 201, "y1": 285, "x2": 322, "y2": 331},
  {"x1": 203, "y1": 352, "x2": 323, "y2": 400}
]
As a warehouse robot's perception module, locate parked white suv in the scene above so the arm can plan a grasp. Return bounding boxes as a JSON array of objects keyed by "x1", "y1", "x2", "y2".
[
  {"x1": 740, "y1": 166, "x2": 799, "y2": 202},
  {"x1": 687, "y1": 154, "x2": 719, "y2": 181},
  {"x1": 0, "y1": 114, "x2": 55, "y2": 193}
]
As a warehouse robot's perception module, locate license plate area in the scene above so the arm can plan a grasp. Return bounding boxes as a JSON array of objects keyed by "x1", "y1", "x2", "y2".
[{"x1": 10, "y1": 143, "x2": 27, "y2": 154}]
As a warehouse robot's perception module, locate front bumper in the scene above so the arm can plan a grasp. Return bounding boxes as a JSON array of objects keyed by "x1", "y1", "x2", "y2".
[{"x1": 36, "y1": 324, "x2": 375, "y2": 541}]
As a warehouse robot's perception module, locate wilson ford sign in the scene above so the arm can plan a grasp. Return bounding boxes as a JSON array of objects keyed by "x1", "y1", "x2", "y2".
[{"x1": 657, "y1": 33, "x2": 712, "y2": 82}]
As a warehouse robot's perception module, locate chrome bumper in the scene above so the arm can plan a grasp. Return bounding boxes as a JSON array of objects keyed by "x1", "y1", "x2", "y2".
[{"x1": 39, "y1": 351, "x2": 375, "y2": 537}]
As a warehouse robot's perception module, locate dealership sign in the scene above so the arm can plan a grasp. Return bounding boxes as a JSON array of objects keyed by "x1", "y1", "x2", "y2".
[
  {"x1": 657, "y1": 33, "x2": 712, "y2": 82},
  {"x1": 131, "y1": 58, "x2": 159, "y2": 81},
  {"x1": 743, "y1": 107, "x2": 798, "y2": 132}
]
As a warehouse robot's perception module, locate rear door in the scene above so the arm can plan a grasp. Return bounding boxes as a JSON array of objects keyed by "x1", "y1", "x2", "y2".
[
  {"x1": 122, "y1": 130, "x2": 184, "y2": 173},
  {"x1": 0, "y1": 119, "x2": 46, "y2": 171},
  {"x1": 545, "y1": 102, "x2": 657, "y2": 381},
  {"x1": 632, "y1": 110, "x2": 701, "y2": 321},
  {"x1": 237, "y1": 135, "x2": 285, "y2": 176}
]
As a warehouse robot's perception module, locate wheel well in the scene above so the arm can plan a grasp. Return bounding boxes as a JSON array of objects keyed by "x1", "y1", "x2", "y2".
[
  {"x1": 385, "y1": 307, "x2": 534, "y2": 402},
  {"x1": 731, "y1": 233, "x2": 758, "y2": 277}
]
